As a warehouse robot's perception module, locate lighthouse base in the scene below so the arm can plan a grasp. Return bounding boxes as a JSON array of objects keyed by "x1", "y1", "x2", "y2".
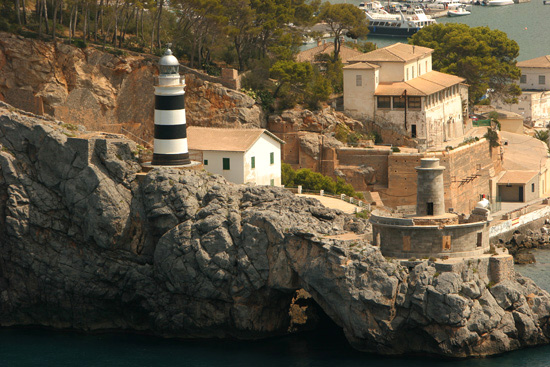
[
  {"x1": 141, "y1": 160, "x2": 203, "y2": 172},
  {"x1": 151, "y1": 153, "x2": 191, "y2": 166}
]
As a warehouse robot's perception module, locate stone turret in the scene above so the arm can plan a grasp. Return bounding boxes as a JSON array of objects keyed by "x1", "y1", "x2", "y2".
[{"x1": 415, "y1": 158, "x2": 445, "y2": 216}]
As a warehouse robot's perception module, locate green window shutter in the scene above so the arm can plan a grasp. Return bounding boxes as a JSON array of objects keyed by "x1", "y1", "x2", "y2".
[
  {"x1": 270, "y1": 179, "x2": 274, "y2": 186},
  {"x1": 223, "y1": 158, "x2": 230, "y2": 170},
  {"x1": 270, "y1": 152, "x2": 274, "y2": 165},
  {"x1": 251, "y1": 156, "x2": 255, "y2": 169}
]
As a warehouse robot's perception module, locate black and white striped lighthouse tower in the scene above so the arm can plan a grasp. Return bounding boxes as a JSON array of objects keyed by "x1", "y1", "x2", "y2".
[{"x1": 151, "y1": 45, "x2": 190, "y2": 166}]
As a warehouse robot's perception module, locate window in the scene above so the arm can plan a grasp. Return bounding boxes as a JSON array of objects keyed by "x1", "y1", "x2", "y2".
[
  {"x1": 406, "y1": 68, "x2": 409, "y2": 80},
  {"x1": 408, "y1": 97, "x2": 421, "y2": 109},
  {"x1": 539, "y1": 75, "x2": 546, "y2": 84},
  {"x1": 532, "y1": 183, "x2": 535, "y2": 192},
  {"x1": 476, "y1": 233, "x2": 483, "y2": 247},
  {"x1": 412, "y1": 66, "x2": 415, "y2": 78},
  {"x1": 270, "y1": 152, "x2": 274, "y2": 165},
  {"x1": 251, "y1": 156, "x2": 255, "y2": 169},
  {"x1": 377, "y1": 96, "x2": 391, "y2": 109},
  {"x1": 393, "y1": 96, "x2": 405, "y2": 109},
  {"x1": 270, "y1": 179, "x2": 275, "y2": 186},
  {"x1": 520, "y1": 75, "x2": 526, "y2": 83},
  {"x1": 223, "y1": 158, "x2": 230, "y2": 170},
  {"x1": 356, "y1": 75, "x2": 362, "y2": 86},
  {"x1": 204, "y1": 159, "x2": 208, "y2": 165}
]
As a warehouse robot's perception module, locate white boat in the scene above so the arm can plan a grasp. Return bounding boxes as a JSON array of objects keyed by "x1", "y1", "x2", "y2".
[
  {"x1": 359, "y1": 1, "x2": 384, "y2": 11},
  {"x1": 486, "y1": 0, "x2": 513, "y2": 5},
  {"x1": 447, "y1": 5, "x2": 471, "y2": 16},
  {"x1": 363, "y1": 7, "x2": 437, "y2": 36}
]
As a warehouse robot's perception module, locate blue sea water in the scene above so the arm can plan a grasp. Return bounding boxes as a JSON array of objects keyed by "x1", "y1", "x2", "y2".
[
  {"x1": 331, "y1": 0, "x2": 550, "y2": 61},
  {"x1": 0, "y1": 251, "x2": 549, "y2": 367}
]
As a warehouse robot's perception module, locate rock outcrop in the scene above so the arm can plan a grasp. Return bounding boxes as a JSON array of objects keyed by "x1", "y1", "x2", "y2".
[
  {"x1": 502, "y1": 229, "x2": 550, "y2": 264},
  {"x1": 1, "y1": 103, "x2": 550, "y2": 357},
  {"x1": 0, "y1": 32, "x2": 264, "y2": 142}
]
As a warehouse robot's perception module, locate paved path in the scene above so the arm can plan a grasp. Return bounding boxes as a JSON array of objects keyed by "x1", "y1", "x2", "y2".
[{"x1": 296, "y1": 194, "x2": 359, "y2": 214}]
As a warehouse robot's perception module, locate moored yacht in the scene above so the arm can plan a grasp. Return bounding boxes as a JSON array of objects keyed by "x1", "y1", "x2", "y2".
[{"x1": 363, "y1": 7, "x2": 437, "y2": 37}]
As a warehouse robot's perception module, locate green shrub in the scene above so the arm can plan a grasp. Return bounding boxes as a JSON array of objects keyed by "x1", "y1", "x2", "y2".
[
  {"x1": 391, "y1": 146, "x2": 401, "y2": 153},
  {"x1": 72, "y1": 39, "x2": 87, "y2": 49},
  {"x1": 484, "y1": 128, "x2": 500, "y2": 147},
  {"x1": 282, "y1": 163, "x2": 363, "y2": 199},
  {"x1": 0, "y1": 19, "x2": 10, "y2": 32}
]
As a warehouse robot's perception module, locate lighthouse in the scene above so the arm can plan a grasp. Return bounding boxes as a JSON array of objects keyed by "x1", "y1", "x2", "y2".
[{"x1": 151, "y1": 44, "x2": 190, "y2": 166}]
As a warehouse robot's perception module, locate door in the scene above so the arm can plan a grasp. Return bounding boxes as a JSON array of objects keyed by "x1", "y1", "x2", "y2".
[{"x1": 411, "y1": 124, "x2": 417, "y2": 138}]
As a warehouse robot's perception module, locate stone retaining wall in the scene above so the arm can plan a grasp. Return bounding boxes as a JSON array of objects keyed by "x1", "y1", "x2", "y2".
[{"x1": 490, "y1": 205, "x2": 550, "y2": 243}]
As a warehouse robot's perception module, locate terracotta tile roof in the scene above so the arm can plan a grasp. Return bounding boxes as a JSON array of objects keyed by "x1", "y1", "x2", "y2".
[
  {"x1": 348, "y1": 42, "x2": 433, "y2": 63},
  {"x1": 500, "y1": 131, "x2": 548, "y2": 171},
  {"x1": 498, "y1": 170, "x2": 538, "y2": 184},
  {"x1": 517, "y1": 55, "x2": 550, "y2": 68},
  {"x1": 343, "y1": 62, "x2": 380, "y2": 70},
  {"x1": 296, "y1": 42, "x2": 363, "y2": 64},
  {"x1": 187, "y1": 127, "x2": 284, "y2": 152},
  {"x1": 374, "y1": 71, "x2": 465, "y2": 96}
]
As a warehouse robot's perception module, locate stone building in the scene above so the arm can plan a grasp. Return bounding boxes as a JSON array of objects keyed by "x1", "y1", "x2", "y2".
[
  {"x1": 343, "y1": 43, "x2": 468, "y2": 149},
  {"x1": 370, "y1": 158, "x2": 492, "y2": 259},
  {"x1": 495, "y1": 55, "x2": 550, "y2": 127}
]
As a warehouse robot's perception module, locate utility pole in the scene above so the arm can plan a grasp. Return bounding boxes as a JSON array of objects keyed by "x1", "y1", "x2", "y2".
[{"x1": 403, "y1": 89, "x2": 407, "y2": 132}]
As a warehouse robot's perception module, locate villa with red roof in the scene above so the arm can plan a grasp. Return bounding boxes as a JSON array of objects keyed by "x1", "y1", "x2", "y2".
[{"x1": 343, "y1": 43, "x2": 468, "y2": 148}]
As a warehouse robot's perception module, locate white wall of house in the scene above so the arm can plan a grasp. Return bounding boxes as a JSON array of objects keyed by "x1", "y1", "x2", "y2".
[
  {"x1": 194, "y1": 134, "x2": 282, "y2": 186},
  {"x1": 496, "y1": 91, "x2": 550, "y2": 127},
  {"x1": 343, "y1": 68, "x2": 378, "y2": 120},
  {"x1": 201, "y1": 151, "x2": 246, "y2": 184},
  {"x1": 520, "y1": 67, "x2": 550, "y2": 91},
  {"x1": 243, "y1": 134, "x2": 282, "y2": 186},
  {"x1": 377, "y1": 62, "x2": 406, "y2": 83},
  {"x1": 404, "y1": 55, "x2": 432, "y2": 81},
  {"x1": 374, "y1": 86, "x2": 464, "y2": 145}
]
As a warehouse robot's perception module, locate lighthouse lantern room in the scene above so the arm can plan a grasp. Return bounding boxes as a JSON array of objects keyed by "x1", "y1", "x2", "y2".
[{"x1": 151, "y1": 44, "x2": 191, "y2": 166}]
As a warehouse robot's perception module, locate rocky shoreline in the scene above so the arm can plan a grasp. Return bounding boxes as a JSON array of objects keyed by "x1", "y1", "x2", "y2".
[
  {"x1": 1, "y1": 104, "x2": 550, "y2": 357},
  {"x1": 501, "y1": 228, "x2": 550, "y2": 264}
]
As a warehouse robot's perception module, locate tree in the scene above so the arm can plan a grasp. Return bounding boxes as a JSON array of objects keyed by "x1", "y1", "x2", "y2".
[
  {"x1": 534, "y1": 129, "x2": 550, "y2": 154},
  {"x1": 409, "y1": 23, "x2": 521, "y2": 106},
  {"x1": 281, "y1": 163, "x2": 362, "y2": 198},
  {"x1": 317, "y1": 2, "x2": 369, "y2": 62},
  {"x1": 269, "y1": 59, "x2": 313, "y2": 98}
]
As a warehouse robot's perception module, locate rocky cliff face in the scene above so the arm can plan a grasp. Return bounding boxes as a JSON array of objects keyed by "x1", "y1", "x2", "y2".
[
  {"x1": 1, "y1": 103, "x2": 550, "y2": 357},
  {"x1": 0, "y1": 32, "x2": 264, "y2": 143}
]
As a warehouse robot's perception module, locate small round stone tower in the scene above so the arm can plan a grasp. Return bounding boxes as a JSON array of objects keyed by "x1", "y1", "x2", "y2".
[
  {"x1": 416, "y1": 158, "x2": 445, "y2": 216},
  {"x1": 151, "y1": 44, "x2": 190, "y2": 166}
]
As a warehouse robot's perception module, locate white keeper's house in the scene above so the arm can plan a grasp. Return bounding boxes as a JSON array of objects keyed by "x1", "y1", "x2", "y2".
[
  {"x1": 343, "y1": 43, "x2": 468, "y2": 148},
  {"x1": 187, "y1": 127, "x2": 284, "y2": 186}
]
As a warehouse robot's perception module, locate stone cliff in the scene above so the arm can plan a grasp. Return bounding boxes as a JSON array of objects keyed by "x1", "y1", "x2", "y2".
[
  {"x1": 1, "y1": 103, "x2": 550, "y2": 357},
  {"x1": 0, "y1": 32, "x2": 264, "y2": 143}
]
